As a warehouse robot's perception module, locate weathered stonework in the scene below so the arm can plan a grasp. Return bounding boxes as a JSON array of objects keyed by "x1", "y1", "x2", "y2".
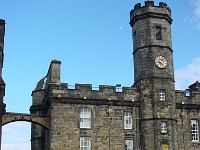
[
  {"x1": 0, "y1": 1, "x2": 200, "y2": 150},
  {"x1": 2, "y1": 112, "x2": 49, "y2": 129},
  {"x1": 27, "y1": 1, "x2": 200, "y2": 150}
]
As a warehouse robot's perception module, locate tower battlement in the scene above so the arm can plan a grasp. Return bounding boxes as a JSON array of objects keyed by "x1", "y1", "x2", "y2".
[
  {"x1": 130, "y1": 1, "x2": 172, "y2": 27},
  {"x1": 134, "y1": 1, "x2": 169, "y2": 9},
  {"x1": 132, "y1": 1, "x2": 170, "y2": 13}
]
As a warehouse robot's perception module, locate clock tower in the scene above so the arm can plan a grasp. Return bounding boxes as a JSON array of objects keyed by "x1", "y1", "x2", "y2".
[{"x1": 130, "y1": 1, "x2": 177, "y2": 150}]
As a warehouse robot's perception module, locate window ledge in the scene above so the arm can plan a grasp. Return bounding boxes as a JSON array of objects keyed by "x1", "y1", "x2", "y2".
[
  {"x1": 191, "y1": 141, "x2": 200, "y2": 143},
  {"x1": 160, "y1": 132, "x2": 168, "y2": 135},
  {"x1": 124, "y1": 128, "x2": 133, "y2": 130},
  {"x1": 80, "y1": 128, "x2": 91, "y2": 129}
]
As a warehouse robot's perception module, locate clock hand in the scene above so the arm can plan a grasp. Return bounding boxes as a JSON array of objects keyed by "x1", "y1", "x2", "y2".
[{"x1": 159, "y1": 60, "x2": 163, "y2": 64}]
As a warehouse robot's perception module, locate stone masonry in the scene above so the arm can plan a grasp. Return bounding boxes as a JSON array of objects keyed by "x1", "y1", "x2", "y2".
[
  {"x1": 31, "y1": 59, "x2": 140, "y2": 150},
  {"x1": 1, "y1": 1, "x2": 200, "y2": 150}
]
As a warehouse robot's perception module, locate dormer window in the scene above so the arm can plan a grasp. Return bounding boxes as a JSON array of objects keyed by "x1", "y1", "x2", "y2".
[{"x1": 185, "y1": 89, "x2": 190, "y2": 97}]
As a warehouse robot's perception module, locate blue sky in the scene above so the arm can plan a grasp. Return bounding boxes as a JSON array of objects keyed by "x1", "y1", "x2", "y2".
[{"x1": 1, "y1": 0, "x2": 200, "y2": 149}]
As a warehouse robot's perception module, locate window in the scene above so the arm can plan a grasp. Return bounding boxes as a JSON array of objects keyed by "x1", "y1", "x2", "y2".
[
  {"x1": 124, "y1": 112, "x2": 132, "y2": 129},
  {"x1": 133, "y1": 31, "x2": 137, "y2": 42},
  {"x1": 133, "y1": 30, "x2": 136, "y2": 38},
  {"x1": 159, "y1": 90, "x2": 165, "y2": 101},
  {"x1": 185, "y1": 90, "x2": 190, "y2": 97},
  {"x1": 125, "y1": 140, "x2": 133, "y2": 150},
  {"x1": 160, "y1": 122, "x2": 167, "y2": 133},
  {"x1": 80, "y1": 108, "x2": 91, "y2": 128},
  {"x1": 133, "y1": 30, "x2": 137, "y2": 50},
  {"x1": 80, "y1": 137, "x2": 91, "y2": 150},
  {"x1": 191, "y1": 120, "x2": 199, "y2": 141},
  {"x1": 156, "y1": 26, "x2": 162, "y2": 40}
]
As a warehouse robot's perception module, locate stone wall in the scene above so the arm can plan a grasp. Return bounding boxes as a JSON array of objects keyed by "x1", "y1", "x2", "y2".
[
  {"x1": 46, "y1": 82, "x2": 140, "y2": 150},
  {"x1": 176, "y1": 88, "x2": 200, "y2": 150},
  {"x1": 49, "y1": 101, "x2": 138, "y2": 150}
]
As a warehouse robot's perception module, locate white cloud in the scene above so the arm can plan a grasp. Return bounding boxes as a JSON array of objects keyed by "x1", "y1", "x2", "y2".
[
  {"x1": 191, "y1": 0, "x2": 200, "y2": 27},
  {"x1": 2, "y1": 122, "x2": 31, "y2": 150},
  {"x1": 193, "y1": 0, "x2": 200, "y2": 16},
  {"x1": 175, "y1": 57, "x2": 200, "y2": 90}
]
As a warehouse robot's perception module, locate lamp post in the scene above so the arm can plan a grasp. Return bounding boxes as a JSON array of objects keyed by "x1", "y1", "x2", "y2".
[{"x1": 0, "y1": 77, "x2": 5, "y2": 150}]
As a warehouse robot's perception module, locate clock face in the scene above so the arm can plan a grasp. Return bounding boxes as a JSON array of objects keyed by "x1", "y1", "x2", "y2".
[{"x1": 155, "y1": 55, "x2": 167, "y2": 69}]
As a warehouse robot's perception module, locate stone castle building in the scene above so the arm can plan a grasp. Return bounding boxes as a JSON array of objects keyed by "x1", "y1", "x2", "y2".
[{"x1": 1, "y1": 1, "x2": 200, "y2": 150}]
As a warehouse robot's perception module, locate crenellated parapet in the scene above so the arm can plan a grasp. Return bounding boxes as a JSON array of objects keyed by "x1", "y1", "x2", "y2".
[
  {"x1": 31, "y1": 58, "x2": 140, "y2": 114},
  {"x1": 130, "y1": 1, "x2": 172, "y2": 27},
  {"x1": 133, "y1": 1, "x2": 171, "y2": 12},
  {"x1": 33, "y1": 59, "x2": 139, "y2": 103},
  {"x1": 46, "y1": 82, "x2": 139, "y2": 104}
]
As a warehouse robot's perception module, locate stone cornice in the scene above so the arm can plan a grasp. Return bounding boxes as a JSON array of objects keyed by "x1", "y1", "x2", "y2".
[
  {"x1": 47, "y1": 97, "x2": 140, "y2": 107},
  {"x1": 176, "y1": 103, "x2": 200, "y2": 109},
  {"x1": 133, "y1": 45, "x2": 173, "y2": 55},
  {"x1": 130, "y1": 12, "x2": 172, "y2": 27}
]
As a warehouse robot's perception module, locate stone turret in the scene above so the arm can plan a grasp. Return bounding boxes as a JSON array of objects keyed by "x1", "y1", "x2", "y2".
[
  {"x1": 130, "y1": 1, "x2": 173, "y2": 84},
  {"x1": 130, "y1": 1, "x2": 177, "y2": 149}
]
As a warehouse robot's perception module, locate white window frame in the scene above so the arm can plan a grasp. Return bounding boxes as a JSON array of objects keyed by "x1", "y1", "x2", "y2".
[
  {"x1": 185, "y1": 90, "x2": 190, "y2": 97},
  {"x1": 124, "y1": 112, "x2": 132, "y2": 129},
  {"x1": 191, "y1": 120, "x2": 199, "y2": 142},
  {"x1": 80, "y1": 137, "x2": 91, "y2": 150},
  {"x1": 160, "y1": 122, "x2": 167, "y2": 134},
  {"x1": 159, "y1": 90, "x2": 165, "y2": 101},
  {"x1": 80, "y1": 108, "x2": 91, "y2": 129},
  {"x1": 125, "y1": 140, "x2": 133, "y2": 150}
]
